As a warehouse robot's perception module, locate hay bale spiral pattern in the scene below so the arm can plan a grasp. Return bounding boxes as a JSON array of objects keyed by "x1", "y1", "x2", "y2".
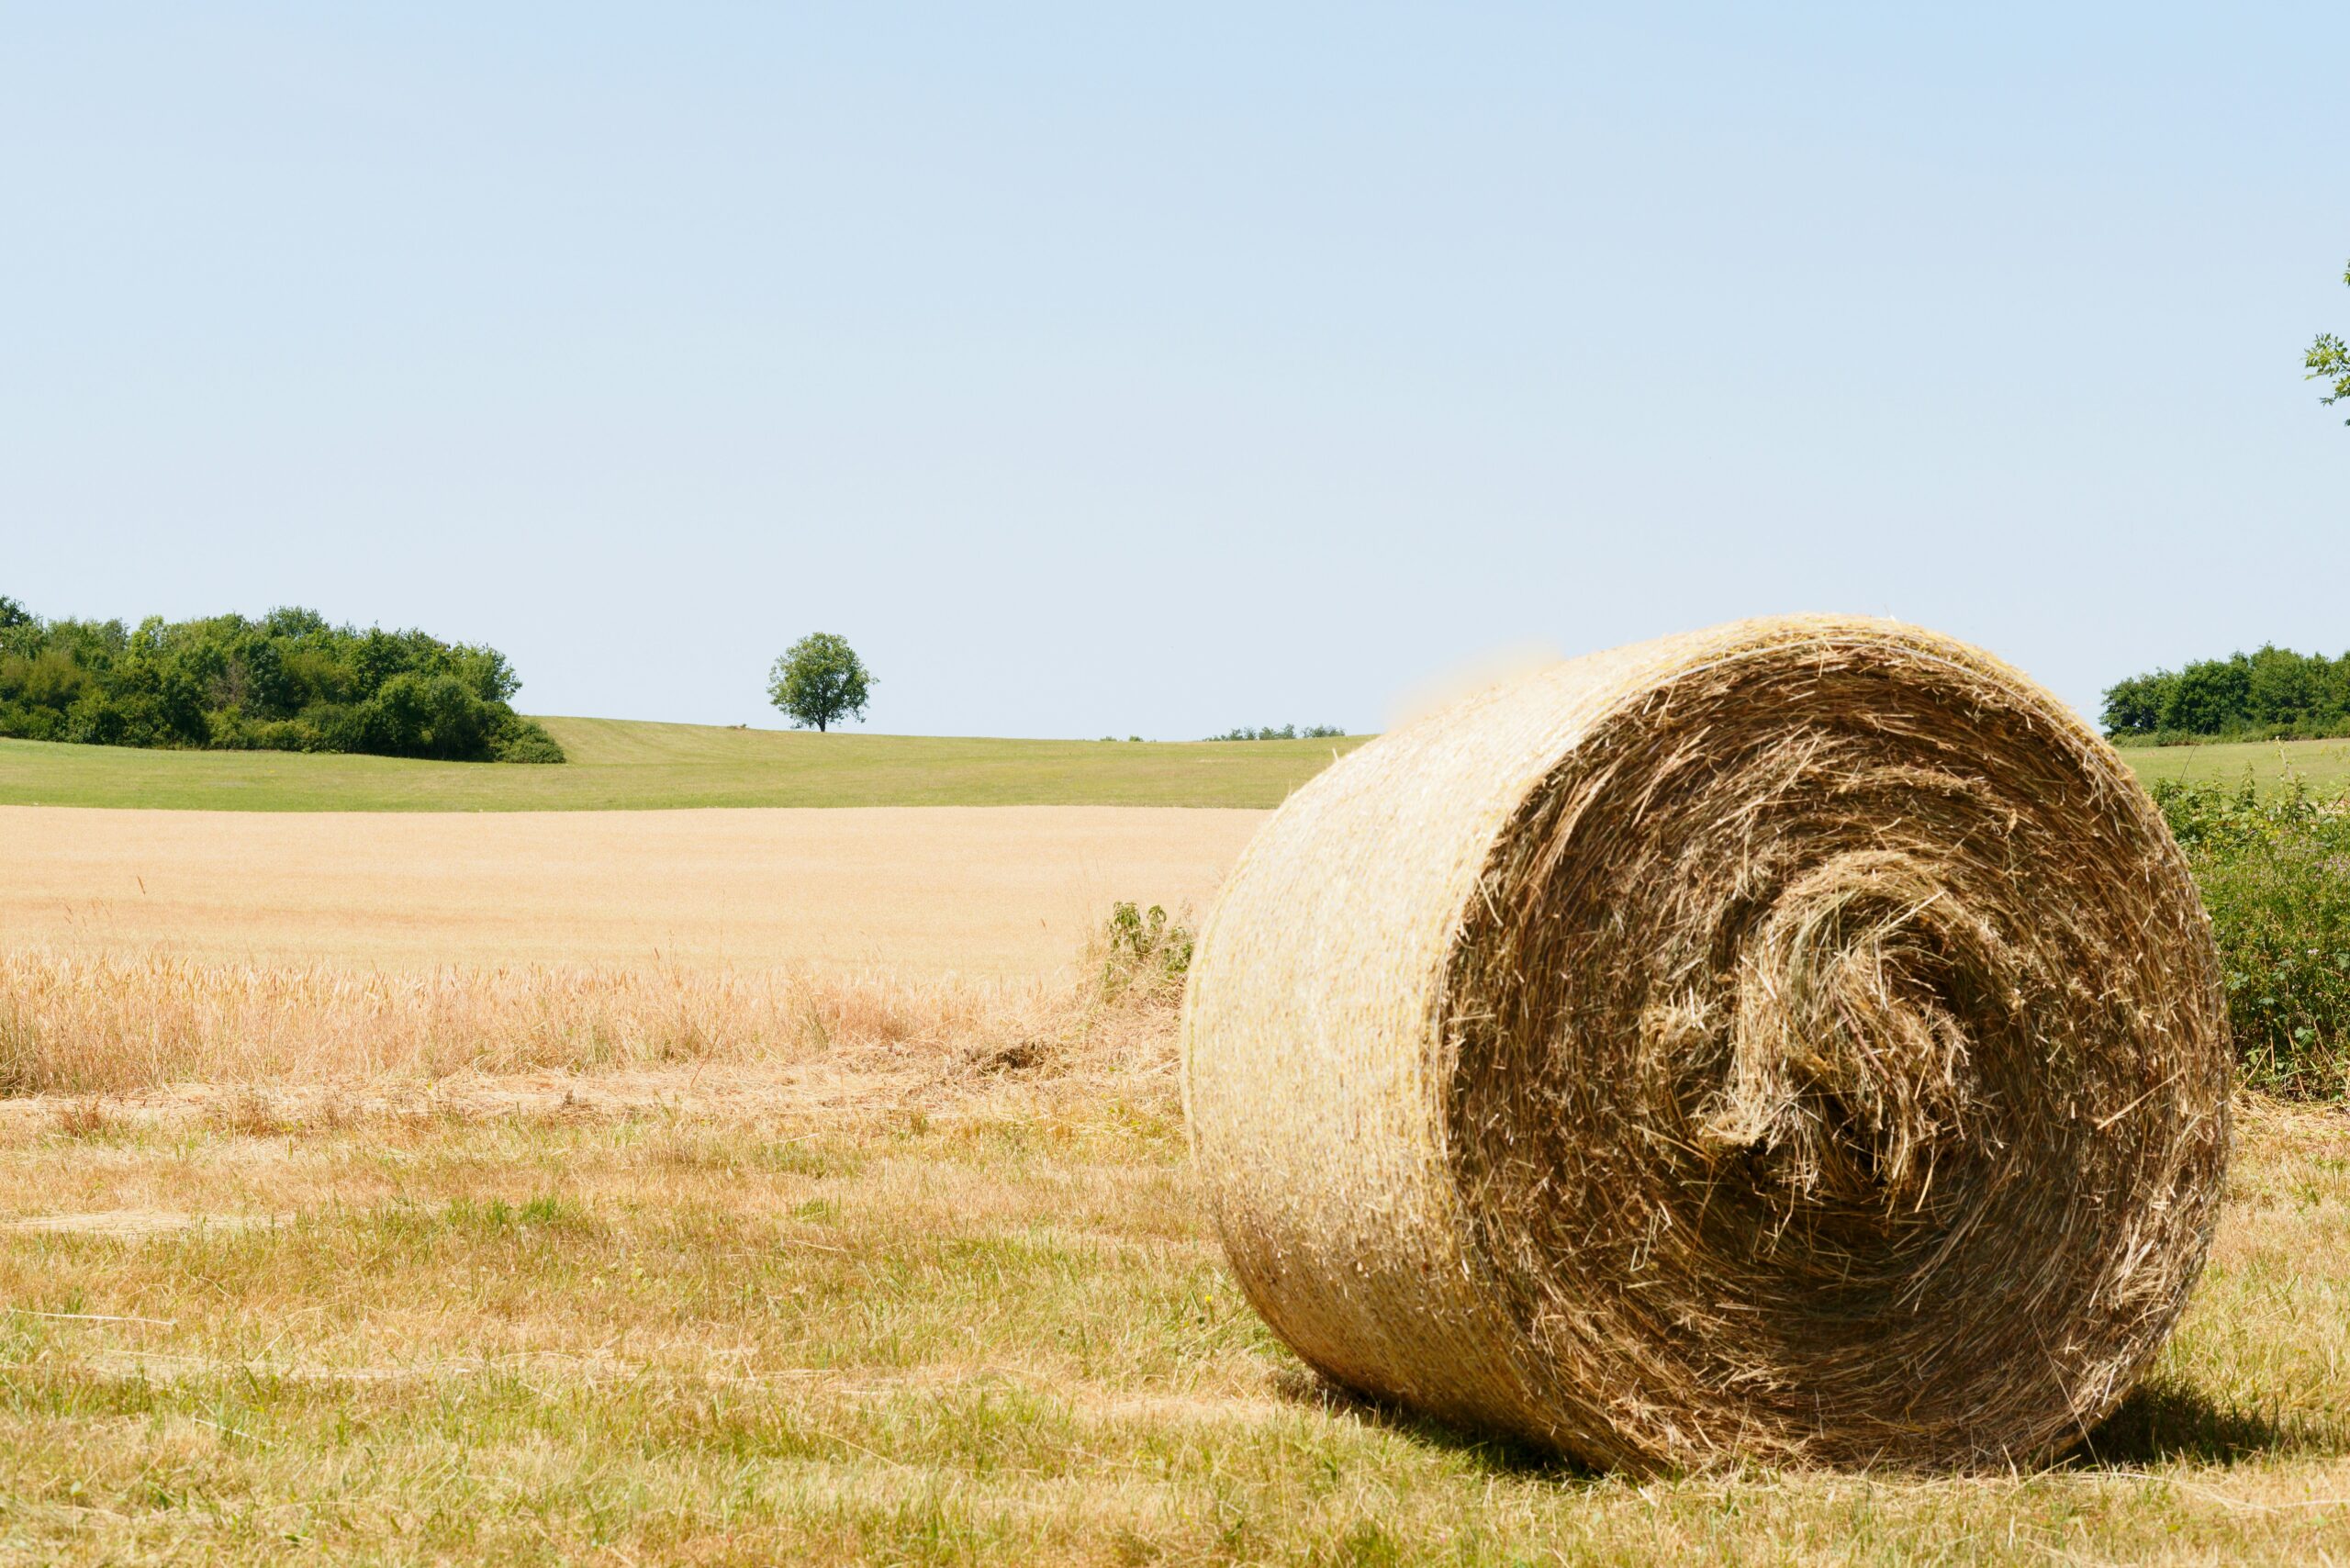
[{"x1": 1181, "y1": 617, "x2": 2229, "y2": 1470}]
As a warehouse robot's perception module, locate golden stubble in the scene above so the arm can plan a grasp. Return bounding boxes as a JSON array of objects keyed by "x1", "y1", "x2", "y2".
[{"x1": 0, "y1": 803, "x2": 1261, "y2": 975}]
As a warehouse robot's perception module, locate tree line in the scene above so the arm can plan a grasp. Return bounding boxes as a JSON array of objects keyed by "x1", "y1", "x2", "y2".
[
  {"x1": 0, "y1": 597, "x2": 564, "y2": 763},
  {"x1": 1204, "y1": 724, "x2": 1346, "y2": 742},
  {"x1": 2103, "y1": 646, "x2": 2350, "y2": 743}
]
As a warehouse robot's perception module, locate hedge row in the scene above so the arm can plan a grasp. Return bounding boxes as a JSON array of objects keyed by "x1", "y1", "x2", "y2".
[{"x1": 0, "y1": 597, "x2": 562, "y2": 764}]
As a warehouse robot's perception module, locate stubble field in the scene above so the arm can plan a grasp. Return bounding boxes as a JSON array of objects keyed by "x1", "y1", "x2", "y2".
[{"x1": 0, "y1": 803, "x2": 1260, "y2": 976}]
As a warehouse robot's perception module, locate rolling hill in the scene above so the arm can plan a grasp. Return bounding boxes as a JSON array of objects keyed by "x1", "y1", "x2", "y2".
[{"x1": 0, "y1": 717, "x2": 1371, "y2": 812}]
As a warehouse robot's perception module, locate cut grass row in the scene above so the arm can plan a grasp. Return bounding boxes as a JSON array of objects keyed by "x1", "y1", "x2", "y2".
[{"x1": 0, "y1": 718, "x2": 1371, "y2": 812}]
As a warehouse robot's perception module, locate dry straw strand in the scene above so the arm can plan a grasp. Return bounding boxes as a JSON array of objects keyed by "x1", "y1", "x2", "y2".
[{"x1": 1181, "y1": 615, "x2": 2230, "y2": 1472}]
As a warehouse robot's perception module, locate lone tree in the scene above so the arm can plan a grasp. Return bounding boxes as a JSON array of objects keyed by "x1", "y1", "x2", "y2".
[
  {"x1": 767, "y1": 633, "x2": 874, "y2": 733},
  {"x1": 2309, "y1": 259, "x2": 2350, "y2": 424}
]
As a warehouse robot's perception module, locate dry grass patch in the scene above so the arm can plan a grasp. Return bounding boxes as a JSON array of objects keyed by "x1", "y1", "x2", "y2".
[
  {"x1": 0, "y1": 1036, "x2": 2344, "y2": 1561},
  {"x1": 0, "y1": 939, "x2": 1198, "y2": 1097},
  {"x1": 0, "y1": 925, "x2": 2344, "y2": 1560}
]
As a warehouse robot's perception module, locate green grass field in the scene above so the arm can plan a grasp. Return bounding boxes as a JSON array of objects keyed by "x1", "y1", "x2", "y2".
[
  {"x1": 2118, "y1": 736, "x2": 2350, "y2": 793},
  {"x1": 3, "y1": 720, "x2": 2344, "y2": 813},
  {"x1": 0, "y1": 718, "x2": 1370, "y2": 812}
]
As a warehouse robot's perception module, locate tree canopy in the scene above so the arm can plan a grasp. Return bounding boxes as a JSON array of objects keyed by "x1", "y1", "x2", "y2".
[
  {"x1": 0, "y1": 599, "x2": 564, "y2": 763},
  {"x1": 2103, "y1": 646, "x2": 2350, "y2": 743},
  {"x1": 767, "y1": 633, "x2": 874, "y2": 734}
]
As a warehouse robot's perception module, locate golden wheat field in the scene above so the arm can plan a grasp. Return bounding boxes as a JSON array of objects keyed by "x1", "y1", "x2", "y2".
[{"x1": 0, "y1": 804, "x2": 1262, "y2": 975}]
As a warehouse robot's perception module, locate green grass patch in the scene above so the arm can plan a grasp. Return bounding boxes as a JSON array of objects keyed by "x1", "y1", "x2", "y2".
[
  {"x1": 0, "y1": 716, "x2": 1371, "y2": 812},
  {"x1": 2121, "y1": 737, "x2": 2350, "y2": 794}
]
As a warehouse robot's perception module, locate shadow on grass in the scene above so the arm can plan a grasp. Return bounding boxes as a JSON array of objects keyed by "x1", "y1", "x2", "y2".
[
  {"x1": 1268, "y1": 1365, "x2": 1589, "y2": 1481},
  {"x1": 2071, "y1": 1377, "x2": 2314, "y2": 1468},
  {"x1": 1276, "y1": 1364, "x2": 2320, "y2": 1477}
]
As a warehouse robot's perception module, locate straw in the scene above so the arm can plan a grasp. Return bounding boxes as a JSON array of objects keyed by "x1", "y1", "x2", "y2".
[{"x1": 1181, "y1": 615, "x2": 2230, "y2": 1471}]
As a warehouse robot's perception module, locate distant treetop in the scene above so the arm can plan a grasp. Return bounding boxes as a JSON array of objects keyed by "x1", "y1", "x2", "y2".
[{"x1": 1205, "y1": 724, "x2": 1346, "y2": 742}]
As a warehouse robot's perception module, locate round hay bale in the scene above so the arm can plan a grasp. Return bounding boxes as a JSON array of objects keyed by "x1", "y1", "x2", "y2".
[{"x1": 1181, "y1": 615, "x2": 2230, "y2": 1471}]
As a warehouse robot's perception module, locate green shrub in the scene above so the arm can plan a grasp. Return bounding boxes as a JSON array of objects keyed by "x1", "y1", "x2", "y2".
[
  {"x1": 1100, "y1": 902, "x2": 1194, "y2": 999},
  {"x1": 490, "y1": 715, "x2": 566, "y2": 764},
  {"x1": 2154, "y1": 774, "x2": 2350, "y2": 1096}
]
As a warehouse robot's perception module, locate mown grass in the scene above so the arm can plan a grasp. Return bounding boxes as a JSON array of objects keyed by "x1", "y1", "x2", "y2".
[
  {"x1": 0, "y1": 1062, "x2": 2345, "y2": 1564},
  {"x1": 0, "y1": 916, "x2": 2344, "y2": 1562},
  {"x1": 0, "y1": 718, "x2": 1370, "y2": 812}
]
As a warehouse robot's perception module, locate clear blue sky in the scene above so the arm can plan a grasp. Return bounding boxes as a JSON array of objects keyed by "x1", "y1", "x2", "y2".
[{"x1": 6, "y1": 5, "x2": 2344, "y2": 737}]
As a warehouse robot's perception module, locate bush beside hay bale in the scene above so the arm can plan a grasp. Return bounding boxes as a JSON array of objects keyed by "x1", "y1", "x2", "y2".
[
  {"x1": 2154, "y1": 773, "x2": 2350, "y2": 1096},
  {"x1": 1181, "y1": 615, "x2": 2230, "y2": 1472}
]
